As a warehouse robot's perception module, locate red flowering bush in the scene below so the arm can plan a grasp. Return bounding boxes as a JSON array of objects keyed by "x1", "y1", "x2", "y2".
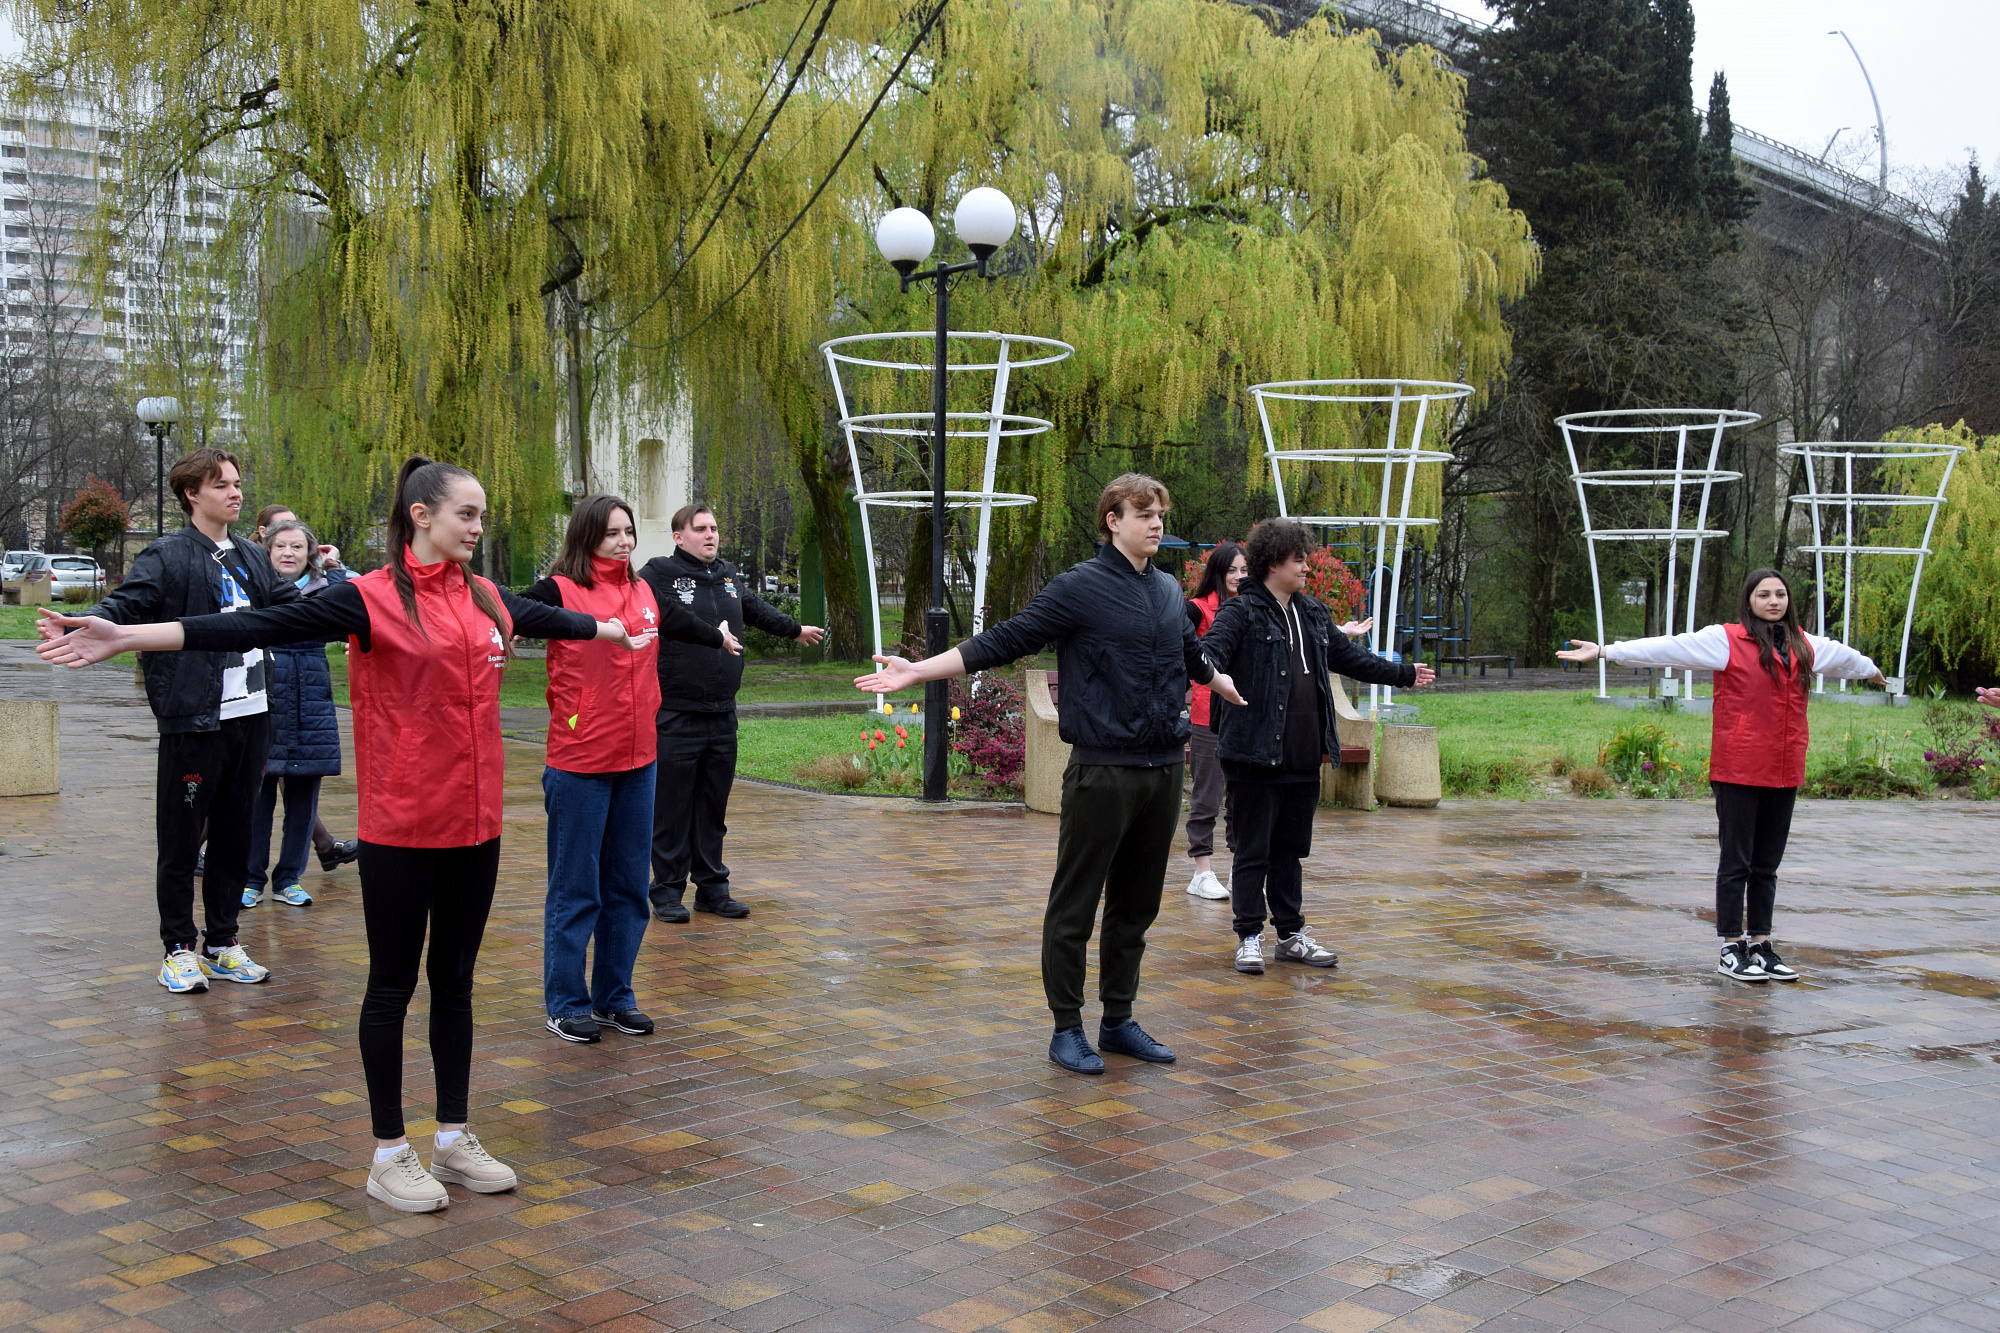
[
  {"x1": 1304, "y1": 549, "x2": 1368, "y2": 623},
  {"x1": 949, "y1": 675, "x2": 1024, "y2": 792}
]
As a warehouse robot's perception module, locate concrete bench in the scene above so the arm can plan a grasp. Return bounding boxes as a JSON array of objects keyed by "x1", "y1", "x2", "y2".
[
  {"x1": 1022, "y1": 670, "x2": 1068, "y2": 815},
  {"x1": 0, "y1": 700, "x2": 58, "y2": 796}
]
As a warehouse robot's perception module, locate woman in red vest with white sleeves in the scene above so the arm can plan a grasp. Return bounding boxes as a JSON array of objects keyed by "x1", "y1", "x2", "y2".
[
  {"x1": 1560, "y1": 568, "x2": 1885, "y2": 985},
  {"x1": 38, "y1": 457, "x2": 656, "y2": 1214},
  {"x1": 514, "y1": 495, "x2": 740, "y2": 1046}
]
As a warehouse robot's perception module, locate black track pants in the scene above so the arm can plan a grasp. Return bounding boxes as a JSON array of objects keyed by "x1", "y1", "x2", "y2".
[
  {"x1": 1711, "y1": 781, "x2": 1796, "y2": 938},
  {"x1": 355, "y1": 839, "x2": 501, "y2": 1141},
  {"x1": 155, "y1": 714, "x2": 271, "y2": 950}
]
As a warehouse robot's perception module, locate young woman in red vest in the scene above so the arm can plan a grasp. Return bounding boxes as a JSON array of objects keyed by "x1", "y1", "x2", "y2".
[
  {"x1": 515, "y1": 495, "x2": 740, "y2": 1045},
  {"x1": 1182, "y1": 542, "x2": 1246, "y2": 900},
  {"x1": 1559, "y1": 568, "x2": 1884, "y2": 984},
  {"x1": 37, "y1": 457, "x2": 657, "y2": 1214}
]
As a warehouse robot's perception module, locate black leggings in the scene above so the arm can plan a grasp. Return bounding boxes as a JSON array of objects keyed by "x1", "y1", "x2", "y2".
[
  {"x1": 1711, "y1": 781, "x2": 1796, "y2": 939},
  {"x1": 356, "y1": 839, "x2": 501, "y2": 1140}
]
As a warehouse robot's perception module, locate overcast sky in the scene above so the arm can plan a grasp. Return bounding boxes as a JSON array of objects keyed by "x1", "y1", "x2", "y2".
[{"x1": 1432, "y1": 0, "x2": 1997, "y2": 193}]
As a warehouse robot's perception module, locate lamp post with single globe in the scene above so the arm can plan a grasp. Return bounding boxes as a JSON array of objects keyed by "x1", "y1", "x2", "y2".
[
  {"x1": 136, "y1": 396, "x2": 183, "y2": 538},
  {"x1": 874, "y1": 187, "x2": 1016, "y2": 802}
]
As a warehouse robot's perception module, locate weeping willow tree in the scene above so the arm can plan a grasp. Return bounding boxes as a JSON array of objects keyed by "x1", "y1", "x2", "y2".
[
  {"x1": 4, "y1": 0, "x2": 907, "y2": 553},
  {"x1": 693, "y1": 0, "x2": 1537, "y2": 652}
]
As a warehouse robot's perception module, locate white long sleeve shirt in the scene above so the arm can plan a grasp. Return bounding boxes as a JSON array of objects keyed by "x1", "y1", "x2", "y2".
[{"x1": 1604, "y1": 624, "x2": 1879, "y2": 680}]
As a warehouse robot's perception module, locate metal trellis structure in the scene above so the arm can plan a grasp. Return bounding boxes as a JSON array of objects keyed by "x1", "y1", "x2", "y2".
[
  {"x1": 820, "y1": 331, "x2": 1074, "y2": 701},
  {"x1": 1560, "y1": 408, "x2": 1758, "y2": 700},
  {"x1": 1249, "y1": 379, "x2": 1474, "y2": 714},
  {"x1": 1782, "y1": 439, "x2": 1964, "y2": 697}
]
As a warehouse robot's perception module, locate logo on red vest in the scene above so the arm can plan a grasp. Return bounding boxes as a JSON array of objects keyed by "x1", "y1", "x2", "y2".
[{"x1": 487, "y1": 625, "x2": 506, "y2": 667}]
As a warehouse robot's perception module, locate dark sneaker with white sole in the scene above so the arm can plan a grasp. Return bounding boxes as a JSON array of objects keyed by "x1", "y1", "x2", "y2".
[
  {"x1": 1750, "y1": 941, "x2": 1800, "y2": 982},
  {"x1": 591, "y1": 1009, "x2": 656, "y2": 1035},
  {"x1": 1716, "y1": 940, "x2": 1769, "y2": 984},
  {"x1": 546, "y1": 1014, "x2": 601, "y2": 1043}
]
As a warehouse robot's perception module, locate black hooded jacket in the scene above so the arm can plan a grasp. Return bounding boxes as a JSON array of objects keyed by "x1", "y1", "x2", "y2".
[{"x1": 638, "y1": 549, "x2": 802, "y2": 713}]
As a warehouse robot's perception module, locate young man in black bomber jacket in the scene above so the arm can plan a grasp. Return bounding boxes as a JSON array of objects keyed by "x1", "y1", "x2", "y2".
[
  {"x1": 1200, "y1": 519, "x2": 1435, "y2": 976},
  {"x1": 638, "y1": 503, "x2": 823, "y2": 922},
  {"x1": 855, "y1": 475, "x2": 1245, "y2": 1076},
  {"x1": 74, "y1": 448, "x2": 300, "y2": 992}
]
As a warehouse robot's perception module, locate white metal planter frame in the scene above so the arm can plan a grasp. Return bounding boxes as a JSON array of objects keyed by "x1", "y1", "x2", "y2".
[
  {"x1": 1781, "y1": 439, "x2": 1964, "y2": 696},
  {"x1": 820, "y1": 330, "x2": 1075, "y2": 678},
  {"x1": 1559, "y1": 408, "x2": 1758, "y2": 700},
  {"x1": 1249, "y1": 379, "x2": 1474, "y2": 714}
]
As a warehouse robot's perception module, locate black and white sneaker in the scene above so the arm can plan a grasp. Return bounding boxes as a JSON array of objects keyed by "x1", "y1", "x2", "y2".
[
  {"x1": 1750, "y1": 941, "x2": 1800, "y2": 982},
  {"x1": 546, "y1": 1015, "x2": 602, "y2": 1043},
  {"x1": 590, "y1": 1008, "x2": 656, "y2": 1035},
  {"x1": 1716, "y1": 940, "x2": 1769, "y2": 984}
]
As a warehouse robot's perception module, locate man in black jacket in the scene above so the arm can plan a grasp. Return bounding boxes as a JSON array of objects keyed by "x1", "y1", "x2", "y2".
[
  {"x1": 638, "y1": 503, "x2": 823, "y2": 922},
  {"x1": 1201, "y1": 519, "x2": 1434, "y2": 976},
  {"x1": 77, "y1": 448, "x2": 298, "y2": 992},
  {"x1": 855, "y1": 475, "x2": 1243, "y2": 1076}
]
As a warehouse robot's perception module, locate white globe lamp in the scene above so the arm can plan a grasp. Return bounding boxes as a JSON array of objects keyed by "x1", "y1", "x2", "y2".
[
  {"x1": 953, "y1": 187, "x2": 1015, "y2": 262},
  {"x1": 874, "y1": 208, "x2": 935, "y2": 278}
]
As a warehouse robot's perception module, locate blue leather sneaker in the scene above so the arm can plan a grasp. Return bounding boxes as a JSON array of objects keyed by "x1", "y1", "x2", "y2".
[
  {"x1": 1048, "y1": 1027, "x2": 1105, "y2": 1075},
  {"x1": 1099, "y1": 1018, "x2": 1176, "y2": 1064}
]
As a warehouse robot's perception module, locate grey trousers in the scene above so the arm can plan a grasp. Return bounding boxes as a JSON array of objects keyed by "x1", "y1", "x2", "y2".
[{"x1": 1185, "y1": 724, "x2": 1236, "y2": 860}]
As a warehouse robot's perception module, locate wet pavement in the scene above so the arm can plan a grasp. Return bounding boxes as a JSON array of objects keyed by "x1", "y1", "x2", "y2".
[{"x1": 0, "y1": 642, "x2": 1996, "y2": 1333}]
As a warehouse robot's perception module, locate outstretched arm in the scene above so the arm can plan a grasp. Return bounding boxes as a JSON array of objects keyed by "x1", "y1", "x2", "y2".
[
  {"x1": 1559, "y1": 625, "x2": 1731, "y2": 671},
  {"x1": 855, "y1": 648, "x2": 967, "y2": 694}
]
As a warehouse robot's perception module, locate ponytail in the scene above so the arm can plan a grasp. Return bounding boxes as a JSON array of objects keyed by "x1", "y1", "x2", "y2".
[{"x1": 387, "y1": 455, "x2": 509, "y2": 644}]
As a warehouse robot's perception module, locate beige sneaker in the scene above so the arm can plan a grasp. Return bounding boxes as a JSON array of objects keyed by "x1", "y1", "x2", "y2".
[
  {"x1": 428, "y1": 1132, "x2": 517, "y2": 1193},
  {"x1": 366, "y1": 1145, "x2": 448, "y2": 1213}
]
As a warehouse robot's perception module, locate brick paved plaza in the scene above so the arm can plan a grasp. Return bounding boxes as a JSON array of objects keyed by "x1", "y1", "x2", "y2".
[{"x1": 1, "y1": 643, "x2": 1997, "y2": 1333}]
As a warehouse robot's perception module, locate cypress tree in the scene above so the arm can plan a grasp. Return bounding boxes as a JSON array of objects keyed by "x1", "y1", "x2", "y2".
[{"x1": 1461, "y1": 0, "x2": 1746, "y2": 661}]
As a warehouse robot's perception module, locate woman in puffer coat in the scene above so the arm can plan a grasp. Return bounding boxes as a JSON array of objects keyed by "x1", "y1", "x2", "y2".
[{"x1": 244, "y1": 519, "x2": 347, "y2": 907}]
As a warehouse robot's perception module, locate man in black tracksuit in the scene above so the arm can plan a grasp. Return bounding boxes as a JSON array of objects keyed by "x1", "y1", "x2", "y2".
[
  {"x1": 854, "y1": 475, "x2": 1243, "y2": 1076},
  {"x1": 78, "y1": 448, "x2": 299, "y2": 989},
  {"x1": 638, "y1": 503, "x2": 823, "y2": 922}
]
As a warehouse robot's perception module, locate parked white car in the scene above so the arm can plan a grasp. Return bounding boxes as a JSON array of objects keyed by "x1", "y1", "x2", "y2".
[
  {"x1": 49, "y1": 555, "x2": 105, "y2": 597},
  {"x1": 2, "y1": 550, "x2": 51, "y2": 586}
]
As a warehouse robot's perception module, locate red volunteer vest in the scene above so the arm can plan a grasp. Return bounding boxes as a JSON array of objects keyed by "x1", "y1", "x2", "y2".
[
  {"x1": 1188, "y1": 592, "x2": 1220, "y2": 727},
  {"x1": 544, "y1": 559, "x2": 660, "y2": 773},
  {"x1": 1710, "y1": 622, "x2": 1812, "y2": 788},
  {"x1": 348, "y1": 554, "x2": 513, "y2": 847}
]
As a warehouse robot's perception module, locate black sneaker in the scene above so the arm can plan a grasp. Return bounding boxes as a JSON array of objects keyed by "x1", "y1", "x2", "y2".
[
  {"x1": 591, "y1": 1009, "x2": 656, "y2": 1035},
  {"x1": 1750, "y1": 941, "x2": 1800, "y2": 982},
  {"x1": 546, "y1": 1015, "x2": 601, "y2": 1043},
  {"x1": 317, "y1": 839, "x2": 360, "y2": 872},
  {"x1": 1716, "y1": 940, "x2": 1769, "y2": 984}
]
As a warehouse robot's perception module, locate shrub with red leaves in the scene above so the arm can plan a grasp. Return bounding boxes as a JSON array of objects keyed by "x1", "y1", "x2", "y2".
[{"x1": 949, "y1": 675, "x2": 1024, "y2": 791}]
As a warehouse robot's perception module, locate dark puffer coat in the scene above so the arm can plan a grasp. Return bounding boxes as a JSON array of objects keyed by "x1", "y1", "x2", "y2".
[{"x1": 263, "y1": 570, "x2": 347, "y2": 777}]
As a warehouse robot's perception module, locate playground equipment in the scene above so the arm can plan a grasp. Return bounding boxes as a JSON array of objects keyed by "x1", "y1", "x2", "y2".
[
  {"x1": 1782, "y1": 439, "x2": 1964, "y2": 699},
  {"x1": 1250, "y1": 379, "x2": 1475, "y2": 714},
  {"x1": 820, "y1": 330, "x2": 1074, "y2": 706},
  {"x1": 1560, "y1": 408, "x2": 1758, "y2": 700}
]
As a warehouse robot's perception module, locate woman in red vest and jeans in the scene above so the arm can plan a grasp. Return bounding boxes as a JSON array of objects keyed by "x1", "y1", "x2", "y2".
[
  {"x1": 1560, "y1": 568, "x2": 1884, "y2": 984},
  {"x1": 38, "y1": 457, "x2": 657, "y2": 1214},
  {"x1": 516, "y1": 495, "x2": 740, "y2": 1045}
]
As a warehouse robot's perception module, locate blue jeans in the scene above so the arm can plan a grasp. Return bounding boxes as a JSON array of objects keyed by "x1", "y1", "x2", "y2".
[
  {"x1": 248, "y1": 773, "x2": 320, "y2": 891},
  {"x1": 543, "y1": 762, "x2": 655, "y2": 1019}
]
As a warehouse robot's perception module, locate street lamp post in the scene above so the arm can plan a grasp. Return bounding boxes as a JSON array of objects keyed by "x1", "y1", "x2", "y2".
[
  {"x1": 874, "y1": 187, "x2": 1017, "y2": 802},
  {"x1": 136, "y1": 396, "x2": 183, "y2": 538}
]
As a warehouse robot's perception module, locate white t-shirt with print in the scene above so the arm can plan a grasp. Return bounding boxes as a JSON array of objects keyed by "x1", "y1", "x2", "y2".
[{"x1": 213, "y1": 538, "x2": 268, "y2": 720}]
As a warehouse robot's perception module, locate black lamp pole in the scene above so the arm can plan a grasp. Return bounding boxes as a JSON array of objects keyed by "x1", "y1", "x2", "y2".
[
  {"x1": 152, "y1": 423, "x2": 167, "y2": 537},
  {"x1": 897, "y1": 249, "x2": 993, "y2": 803}
]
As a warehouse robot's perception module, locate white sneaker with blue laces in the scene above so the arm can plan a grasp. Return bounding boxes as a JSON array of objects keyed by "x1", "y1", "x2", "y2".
[
  {"x1": 158, "y1": 949, "x2": 209, "y2": 993},
  {"x1": 198, "y1": 942, "x2": 271, "y2": 984}
]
